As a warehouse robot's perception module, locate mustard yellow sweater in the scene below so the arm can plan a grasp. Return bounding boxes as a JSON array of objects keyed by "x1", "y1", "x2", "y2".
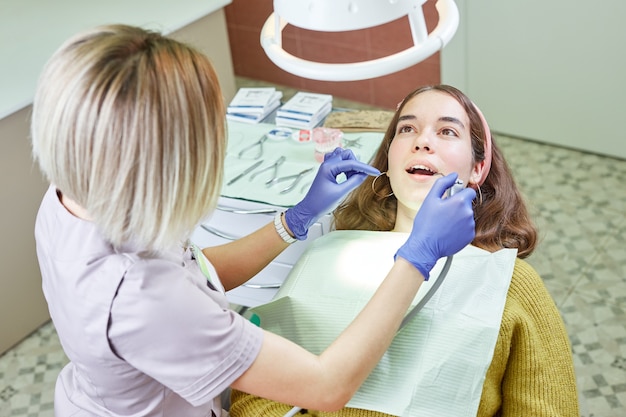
[{"x1": 230, "y1": 259, "x2": 579, "y2": 417}]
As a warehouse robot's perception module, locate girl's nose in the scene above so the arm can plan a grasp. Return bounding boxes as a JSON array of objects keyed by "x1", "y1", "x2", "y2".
[{"x1": 413, "y1": 132, "x2": 432, "y2": 152}]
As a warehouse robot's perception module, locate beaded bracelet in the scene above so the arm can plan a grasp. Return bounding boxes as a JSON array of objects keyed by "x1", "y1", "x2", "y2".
[{"x1": 274, "y1": 212, "x2": 297, "y2": 244}]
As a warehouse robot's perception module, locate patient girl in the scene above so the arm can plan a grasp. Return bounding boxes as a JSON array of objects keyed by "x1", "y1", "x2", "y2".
[{"x1": 230, "y1": 85, "x2": 579, "y2": 417}]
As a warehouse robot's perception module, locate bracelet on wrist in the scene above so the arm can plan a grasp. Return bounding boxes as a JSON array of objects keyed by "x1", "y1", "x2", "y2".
[{"x1": 274, "y1": 212, "x2": 297, "y2": 244}]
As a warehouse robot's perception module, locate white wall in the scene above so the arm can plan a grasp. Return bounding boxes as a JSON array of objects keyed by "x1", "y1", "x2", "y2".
[{"x1": 441, "y1": 0, "x2": 626, "y2": 160}]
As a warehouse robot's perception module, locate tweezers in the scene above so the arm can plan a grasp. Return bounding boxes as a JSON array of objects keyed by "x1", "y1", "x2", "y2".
[
  {"x1": 238, "y1": 134, "x2": 269, "y2": 159},
  {"x1": 227, "y1": 160, "x2": 264, "y2": 185},
  {"x1": 266, "y1": 167, "x2": 314, "y2": 194},
  {"x1": 343, "y1": 136, "x2": 363, "y2": 148},
  {"x1": 250, "y1": 156, "x2": 286, "y2": 182}
]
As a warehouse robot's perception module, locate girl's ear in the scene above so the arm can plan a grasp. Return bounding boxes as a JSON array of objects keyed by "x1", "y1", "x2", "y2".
[{"x1": 470, "y1": 159, "x2": 486, "y2": 185}]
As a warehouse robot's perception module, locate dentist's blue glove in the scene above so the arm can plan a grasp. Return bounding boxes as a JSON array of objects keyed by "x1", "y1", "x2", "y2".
[
  {"x1": 285, "y1": 148, "x2": 380, "y2": 240},
  {"x1": 395, "y1": 173, "x2": 476, "y2": 280}
]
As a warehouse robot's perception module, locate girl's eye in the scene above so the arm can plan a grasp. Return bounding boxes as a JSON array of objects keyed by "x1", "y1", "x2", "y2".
[
  {"x1": 397, "y1": 125, "x2": 414, "y2": 134},
  {"x1": 441, "y1": 128, "x2": 458, "y2": 137}
]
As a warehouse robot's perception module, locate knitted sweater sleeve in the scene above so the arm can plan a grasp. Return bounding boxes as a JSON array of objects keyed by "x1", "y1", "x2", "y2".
[{"x1": 477, "y1": 259, "x2": 579, "y2": 417}]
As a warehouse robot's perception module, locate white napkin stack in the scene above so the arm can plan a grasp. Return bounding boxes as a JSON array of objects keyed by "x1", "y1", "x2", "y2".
[
  {"x1": 275, "y1": 91, "x2": 333, "y2": 129},
  {"x1": 226, "y1": 87, "x2": 282, "y2": 124}
]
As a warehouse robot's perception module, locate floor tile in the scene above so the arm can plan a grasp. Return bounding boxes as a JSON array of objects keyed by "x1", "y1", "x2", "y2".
[
  {"x1": 573, "y1": 219, "x2": 626, "y2": 309},
  {"x1": 561, "y1": 291, "x2": 626, "y2": 417},
  {"x1": 497, "y1": 134, "x2": 626, "y2": 305},
  {"x1": 523, "y1": 195, "x2": 615, "y2": 304},
  {"x1": 0, "y1": 321, "x2": 65, "y2": 417},
  {"x1": 497, "y1": 135, "x2": 626, "y2": 216}
]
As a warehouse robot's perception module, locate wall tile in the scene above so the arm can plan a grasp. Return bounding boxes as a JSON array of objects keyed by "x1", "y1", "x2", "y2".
[
  {"x1": 298, "y1": 38, "x2": 375, "y2": 64},
  {"x1": 294, "y1": 27, "x2": 373, "y2": 51},
  {"x1": 302, "y1": 79, "x2": 376, "y2": 107},
  {"x1": 369, "y1": 18, "x2": 413, "y2": 54},
  {"x1": 370, "y1": 55, "x2": 440, "y2": 109}
]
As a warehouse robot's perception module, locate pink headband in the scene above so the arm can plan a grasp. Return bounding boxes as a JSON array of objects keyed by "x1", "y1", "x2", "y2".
[{"x1": 472, "y1": 102, "x2": 492, "y2": 185}]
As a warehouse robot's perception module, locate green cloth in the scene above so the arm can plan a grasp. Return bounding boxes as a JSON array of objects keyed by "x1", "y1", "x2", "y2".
[{"x1": 221, "y1": 121, "x2": 383, "y2": 207}]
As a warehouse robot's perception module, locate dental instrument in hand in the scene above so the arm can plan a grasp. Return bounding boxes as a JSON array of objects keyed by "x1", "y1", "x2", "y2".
[
  {"x1": 226, "y1": 160, "x2": 264, "y2": 185},
  {"x1": 249, "y1": 156, "x2": 286, "y2": 182},
  {"x1": 238, "y1": 134, "x2": 269, "y2": 159},
  {"x1": 445, "y1": 178, "x2": 464, "y2": 198},
  {"x1": 266, "y1": 167, "x2": 314, "y2": 194}
]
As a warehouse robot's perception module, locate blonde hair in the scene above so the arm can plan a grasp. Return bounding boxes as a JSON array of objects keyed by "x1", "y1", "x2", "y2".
[{"x1": 31, "y1": 24, "x2": 226, "y2": 252}]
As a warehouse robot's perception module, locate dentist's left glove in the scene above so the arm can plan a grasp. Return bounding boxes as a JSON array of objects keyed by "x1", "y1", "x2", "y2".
[{"x1": 284, "y1": 148, "x2": 380, "y2": 240}]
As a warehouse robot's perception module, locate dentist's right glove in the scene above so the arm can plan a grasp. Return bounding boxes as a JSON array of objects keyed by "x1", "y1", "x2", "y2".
[
  {"x1": 395, "y1": 173, "x2": 476, "y2": 280},
  {"x1": 285, "y1": 148, "x2": 380, "y2": 240}
]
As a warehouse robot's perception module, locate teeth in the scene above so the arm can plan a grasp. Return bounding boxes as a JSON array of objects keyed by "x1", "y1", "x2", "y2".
[{"x1": 409, "y1": 164, "x2": 436, "y2": 174}]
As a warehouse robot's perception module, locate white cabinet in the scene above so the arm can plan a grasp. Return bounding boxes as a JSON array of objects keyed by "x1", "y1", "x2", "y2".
[
  {"x1": 0, "y1": 107, "x2": 50, "y2": 355},
  {"x1": 190, "y1": 197, "x2": 332, "y2": 307}
]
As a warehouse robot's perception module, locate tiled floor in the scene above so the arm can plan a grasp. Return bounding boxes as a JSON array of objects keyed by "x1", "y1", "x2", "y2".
[{"x1": 1, "y1": 78, "x2": 625, "y2": 417}]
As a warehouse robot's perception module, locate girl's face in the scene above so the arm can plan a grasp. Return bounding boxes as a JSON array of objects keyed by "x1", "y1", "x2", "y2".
[{"x1": 388, "y1": 90, "x2": 483, "y2": 228}]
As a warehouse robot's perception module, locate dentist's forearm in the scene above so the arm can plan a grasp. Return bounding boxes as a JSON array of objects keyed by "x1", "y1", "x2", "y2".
[{"x1": 202, "y1": 221, "x2": 289, "y2": 291}]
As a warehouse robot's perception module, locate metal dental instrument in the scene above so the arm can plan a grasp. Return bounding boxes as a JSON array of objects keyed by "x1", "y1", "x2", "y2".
[
  {"x1": 226, "y1": 160, "x2": 264, "y2": 185},
  {"x1": 299, "y1": 180, "x2": 313, "y2": 194},
  {"x1": 249, "y1": 156, "x2": 286, "y2": 182},
  {"x1": 237, "y1": 134, "x2": 269, "y2": 159},
  {"x1": 266, "y1": 167, "x2": 314, "y2": 194},
  {"x1": 242, "y1": 282, "x2": 283, "y2": 289},
  {"x1": 343, "y1": 136, "x2": 363, "y2": 148}
]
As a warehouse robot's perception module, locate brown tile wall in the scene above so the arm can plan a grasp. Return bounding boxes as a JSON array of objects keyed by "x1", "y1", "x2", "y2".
[{"x1": 224, "y1": 0, "x2": 441, "y2": 110}]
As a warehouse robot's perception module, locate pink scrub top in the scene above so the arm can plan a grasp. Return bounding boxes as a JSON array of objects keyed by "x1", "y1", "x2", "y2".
[{"x1": 35, "y1": 186, "x2": 263, "y2": 416}]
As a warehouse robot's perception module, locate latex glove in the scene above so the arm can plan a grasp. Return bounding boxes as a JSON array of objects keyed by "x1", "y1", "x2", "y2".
[
  {"x1": 395, "y1": 173, "x2": 476, "y2": 280},
  {"x1": 285, "y1": 148, "x2": 380, "y2": 240}
]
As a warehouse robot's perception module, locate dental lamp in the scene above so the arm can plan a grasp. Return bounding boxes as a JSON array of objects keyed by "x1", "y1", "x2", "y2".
[{"x1": 260, "y1": 0, "x2": 459, "y2": 82}]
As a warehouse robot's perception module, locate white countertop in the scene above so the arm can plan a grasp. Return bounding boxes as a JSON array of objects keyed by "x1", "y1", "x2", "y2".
[{"x1": 0, "y1": 0, "x2": 231, "y2": 120}]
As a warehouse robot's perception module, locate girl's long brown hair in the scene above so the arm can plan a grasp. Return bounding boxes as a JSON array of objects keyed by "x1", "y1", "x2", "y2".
[{"x1": 334, "y1": 85, "x2": 537, "y2": 258}]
